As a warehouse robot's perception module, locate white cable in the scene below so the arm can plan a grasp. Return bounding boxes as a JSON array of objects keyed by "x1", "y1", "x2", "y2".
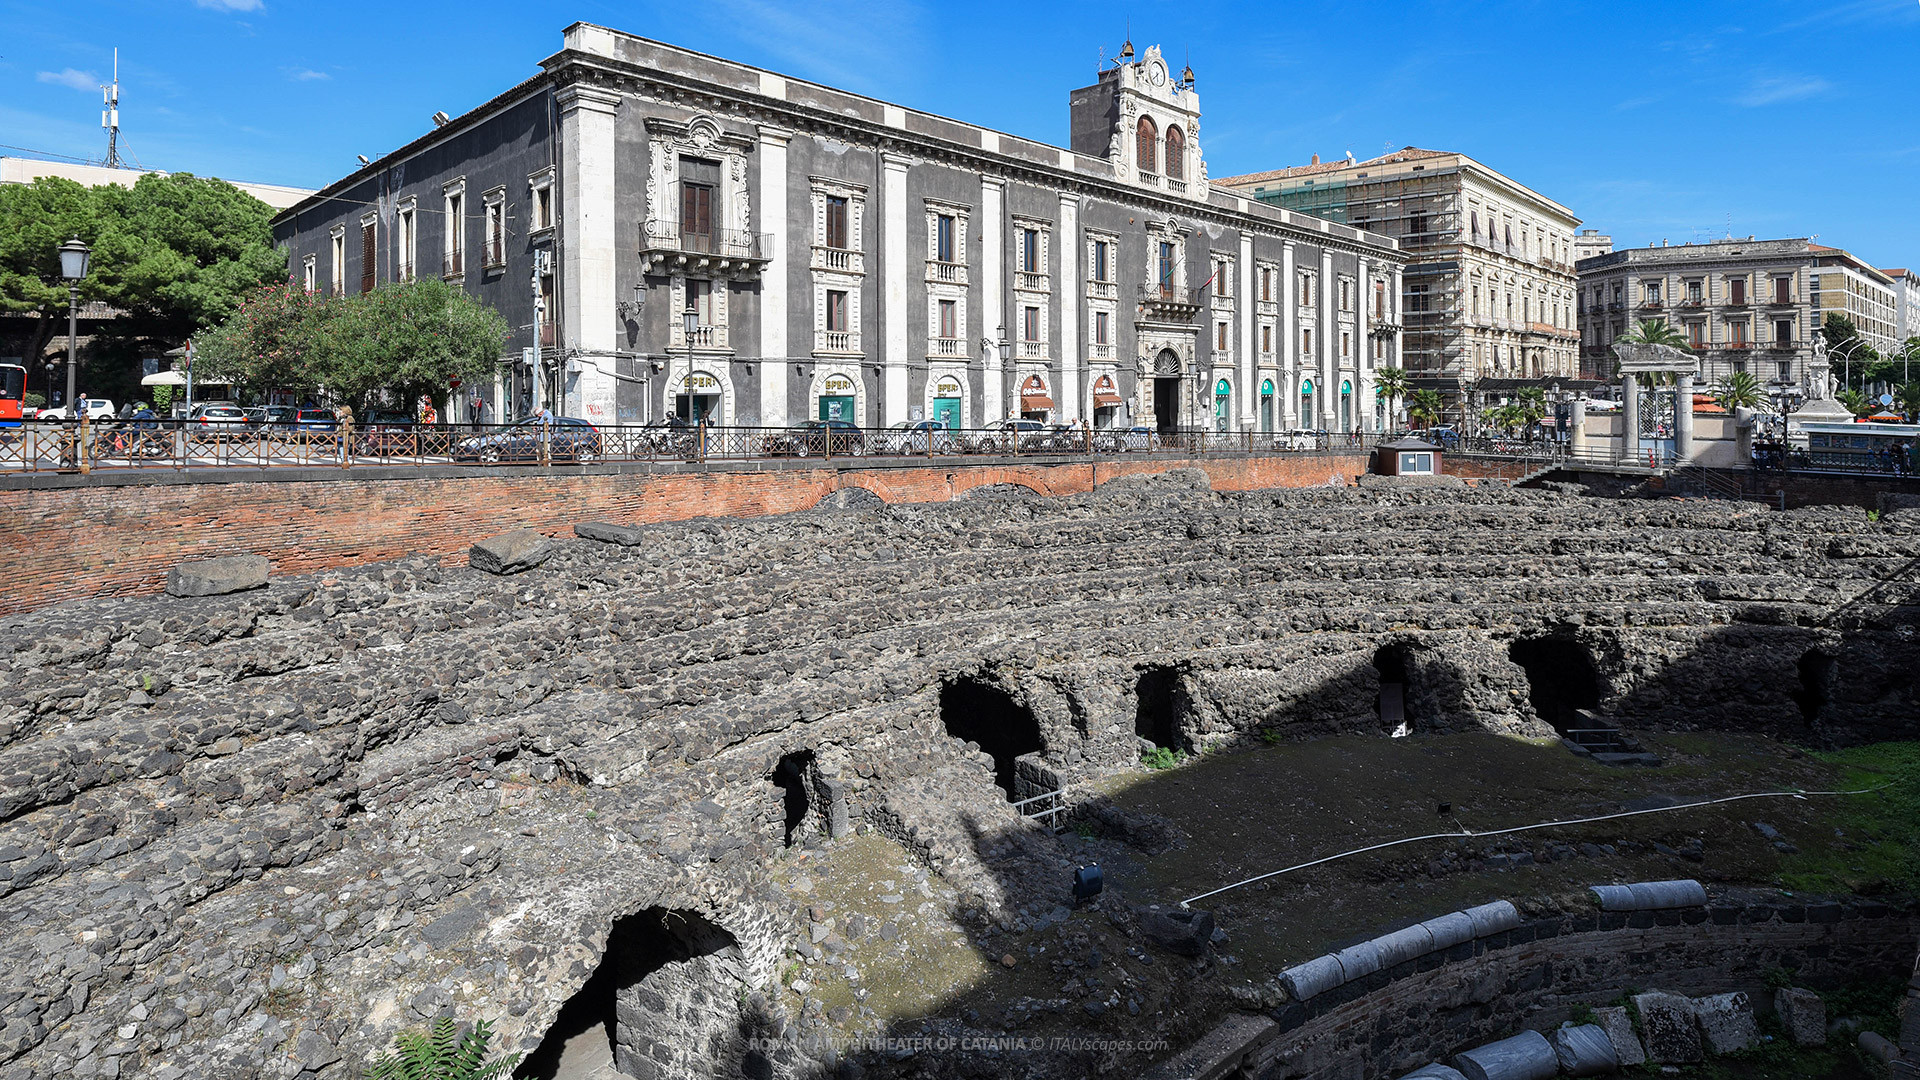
[{"x1": 1179, "y1": 780, "x2": 1902, "y2": 908}]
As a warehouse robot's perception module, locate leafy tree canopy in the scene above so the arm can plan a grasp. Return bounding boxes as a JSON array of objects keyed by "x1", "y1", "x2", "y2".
[{"x1": 197, "y1": 277, "x2": 508, "y2": 412}]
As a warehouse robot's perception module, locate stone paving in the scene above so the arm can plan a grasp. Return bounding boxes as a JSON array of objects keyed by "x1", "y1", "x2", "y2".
[{"x1": 2, "y1": 471, "x2": 1917, "y2": 1079}]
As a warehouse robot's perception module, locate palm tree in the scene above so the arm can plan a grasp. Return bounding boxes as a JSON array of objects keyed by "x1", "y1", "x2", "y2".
[
  {"x1": 1838, "y1": 388, "x2": 1871, "y2": 418},
  {"x1": 1899, "y1": 381, "x2": 1920, "y2": 421},
  {"x1": 1515, "y1": 387, "x2": 1548, "y2": 435},
  {"x1": 1375, "y1": 366, "x2": 1411, "y2": 430},
  {"x1": 1620, "y1": 318, "x2": 1692, "y2": 350},
  {"x1": 1713, "y1": 370, "x2": 1763, "y2": 412},
  {"x1": 1407, "y1": 388, "x2": 1443, "y2": 430}
]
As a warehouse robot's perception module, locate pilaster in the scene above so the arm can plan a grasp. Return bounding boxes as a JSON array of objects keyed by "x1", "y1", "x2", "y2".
[
  {"x1": 557, "y1": 84, "x2": 623, "y2": 422},
  {"x1": 757, "y1": 125, "x2": 792, "y2": 427},
  {"x1": 1281, "y1": 241, "x2": 1296, "y2": 428},
  {"x1": 1058, "y1": 192, "x2": 1080, "y2": 422},
  {"x1": 882, "y1": 152, "x2": 912, "y2": 426},
  {"x1": 1239, "y1": 232, "x2": 1256, "y2": 427},
  {"x1": 981, "y1": 177, "x2": 1006, "y2": 423},
  {"x1": 1320, "y1": 248, "x2": 1335, "y2": 429}
]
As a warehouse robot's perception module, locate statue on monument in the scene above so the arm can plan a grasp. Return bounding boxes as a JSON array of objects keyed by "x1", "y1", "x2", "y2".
[{"x1": 1808, "y1": 335, "x2": 1832, "y2": 401}]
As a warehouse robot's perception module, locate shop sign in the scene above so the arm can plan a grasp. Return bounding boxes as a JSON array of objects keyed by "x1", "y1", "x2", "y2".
[
  {"x1": 823, "y1": 374, "x2": 856, "y2": 394},
  {"x1": 683, "y1": 372, "x2": 720, "y2": 391},
  {"x1": 933, "y1": 376, "x2": 962, "y2": 396}
]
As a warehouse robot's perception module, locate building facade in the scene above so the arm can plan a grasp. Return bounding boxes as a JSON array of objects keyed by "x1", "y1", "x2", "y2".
[
  {"x1": 1572, "y1": 229, "x2": 1612, "y2": 265},
  {"x1": 271, "y1": 25, "x2": 1405, "y2": 434},
  {"x1": 1216, "y1": 148, "x2": 1580, "y2": 416},
  {"x1": 1576, "y1": 238, "x2": 1829, "y2": 402},
  {"x1": 1, "y1": 156, "x2": 312, "y2": 211},
  {"x1": 1885, "y1": 267, "x2": 1920, "y2": 344},
  {"x1": 1810, "y1": 245, "x2": 1898, "y2": 356}
]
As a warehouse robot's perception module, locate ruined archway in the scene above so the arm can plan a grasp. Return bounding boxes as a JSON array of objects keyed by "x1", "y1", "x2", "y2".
[
  {"x1": 1791, "y1": 650, "x2": 1836, "y2": 726},
  {"x1": 1373, "y1": 644, "x2": 1413, "y2": 735},
  {"x1": 1134, "y1": 665, "x2": 1184, "y2": 750},
  {"x1": 1507, "y1": 635, "x2": 1602, "y2": 734},
  {"x1": 941, "y1": 675, "x2": 1044, "y2": 801},
  {"x1": 771, "y1": 749, "x2": 816, "y2": 847},
  {"x1": 515, "y1": 907, "x2": 745, "y2": 1080}
]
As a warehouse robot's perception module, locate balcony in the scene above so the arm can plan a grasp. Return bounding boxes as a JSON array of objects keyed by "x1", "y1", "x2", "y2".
[
  {"x1": 1722, "y1": 297, "x2": 1749, "y2": 310},
  {"x1": 1727, "y1": 340, "x2": 1752, "y2": 350},
  {"x1": 1137, "y1": 282, "x2": 1202, "y2": 324},
  {"x1": 929, "y1": 336, "x2": 965, "y2": 358},
  {"x1": 674, "y1": 324, "x2": 729, "y2": 351},
  {"x1": 1257, "y1": 298, "x2": 1279, "y2": 316},
  {"x1": 926, "y1": 260, "x2": 967, "y2": 285},
  {"x1": 1765, "y1": 339, "x2": 1796, "y2": 351},
  {"x1": 1638, "y1": 299, "x2": 1666, "y2": 310},
  {"x1": 1137, "y1": 169, "x2": 1161, "y2": 186},
  {"x1": 814, "y1": 329, "x2": 859, "y2": 355},
  {"x1": 1016, "y1": 340, "x2": 1049, "y2": 360},
  {"x1": 1015, "y1": 270, "x2": 1049, "y2": 293},
  {"x1": 639, "y1": 220, "x2": 772, "y2": 279},
  {"x1": 539, "y1": 321, "x2": 556, "y2": 349},
  {"x1": 1679, "y1": 296, "x2": 1706, "y2": 308},
  {"x1": 1087, "y1": 279, "x2": 1118, "y2": 301},
  {"x1": 1765, "y1": 296, "x2": 1795, "y2": 307},
  {"x1": 1088, "y1": 342, "x2": 1116, "y2": 360},
  {"x1": 442, "y1": 250, "x2": 465, "y2": 279}
]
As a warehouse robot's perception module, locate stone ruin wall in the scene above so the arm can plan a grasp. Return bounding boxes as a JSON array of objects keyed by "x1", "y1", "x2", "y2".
[{"x1": 2, "y1": 472, "x2": 1919, "y2": 1079}]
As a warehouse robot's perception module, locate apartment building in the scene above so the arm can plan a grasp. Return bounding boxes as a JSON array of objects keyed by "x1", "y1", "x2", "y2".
[
  {"x1": 272, "y1": 25, "x2": 1406, "y2": 433},
  {"x1": 1577, "y1": 238, "x2": 1829, "y2": 399},
  {"x1": 1885, "y1": 267, "x2": 1920, "y2": 343},
  {"x1": 1216, "y1": 148, "x2": 1581, "y2": 414}
]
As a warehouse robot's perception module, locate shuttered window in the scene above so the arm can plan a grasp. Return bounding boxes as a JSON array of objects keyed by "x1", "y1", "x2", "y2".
[{"x1": 360, "y1": 222, "x2": 376, "y2": 294}]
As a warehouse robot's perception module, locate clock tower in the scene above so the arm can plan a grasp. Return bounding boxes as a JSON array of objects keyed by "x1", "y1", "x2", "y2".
[{"x1": 1068, "y1": 43, "x2": 1207, "y2": 201}]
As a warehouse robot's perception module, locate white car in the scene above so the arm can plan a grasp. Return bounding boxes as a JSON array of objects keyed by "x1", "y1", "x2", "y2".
[{"x1": 36, "y1": 398, "x2": 115, "y2": 421}]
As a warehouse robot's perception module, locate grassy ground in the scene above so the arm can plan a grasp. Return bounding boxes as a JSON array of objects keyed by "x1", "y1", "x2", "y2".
[{"x1": 1779, "y1": 740, "x2": 1920, "y2": 896}]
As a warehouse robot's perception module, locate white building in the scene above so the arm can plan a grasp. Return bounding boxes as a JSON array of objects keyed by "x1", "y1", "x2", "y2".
[{"x1": 1, "y1": 156, "x2": 312, "y2": 211}]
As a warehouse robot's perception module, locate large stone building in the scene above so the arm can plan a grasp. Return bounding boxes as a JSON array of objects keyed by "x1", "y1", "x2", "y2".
[
  {"x1": 0, "y1": 156, "x2": 313, "y2": 211},
  {"x1": 1810, "y1": 245, "x2": 1899, "y2": 356},
  {"x1": 1572, "y1": 229, "x2": 1612, "y2": 265},
  {"x1": 1576, "y1": 238, "x2": 1853, "y2": 403},
  {"x1": 1885, "y1": 266, "x2": 1920, "y2": 345},
  {"x1": 1215, "y1": 148, "x2": 1581, "y2": 417},
  {"x1": 271, "y1": 25, "x2": 1406, "y2": 434}
]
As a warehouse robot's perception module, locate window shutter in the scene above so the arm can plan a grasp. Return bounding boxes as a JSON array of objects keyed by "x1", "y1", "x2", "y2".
[{"x1": 360, "y1": 223, "x2": 376, "y2": 294}]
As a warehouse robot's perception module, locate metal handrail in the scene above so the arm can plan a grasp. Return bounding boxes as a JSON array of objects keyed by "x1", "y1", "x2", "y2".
[{"x1": 639, "y1": 219, "x2": 767, "y2": 259}]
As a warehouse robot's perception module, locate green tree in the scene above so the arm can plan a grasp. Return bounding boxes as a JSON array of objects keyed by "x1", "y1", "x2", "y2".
[
  {"x1": 1515, "y1": 387, "x2": 1548, "y2": 430},
  {"x1": 1407, "y1": 388, "x2": 1443, "y2": 429},
  {"x1": 195, "y1": 282, "x2": 334, "y2": 397},
  {"x1": 0, "y1": 177, "x2": 101, "y2": 372},
  {"x1": 363, "y1": 1016, "x2": 519, "y2": 1080},
  {"x1": 1621, "y1": 318, "x2": 1692, "y2": 350},
  {"x1": 1714, "y1": 370, "x2": 1764, "y2": 411},
  {"x1": 1374, "y1": 366, "x2": 1410, "y2": 429},
  {"x1": 1838, "y1": 388, "x2": 1871, "y2": 417},
  {"x1": 1822, "y1": 313, "x2": 1859, "y2": 352},
  {"x1": 1898, "y1": 381, "x2": 1920, "y2": 420}
]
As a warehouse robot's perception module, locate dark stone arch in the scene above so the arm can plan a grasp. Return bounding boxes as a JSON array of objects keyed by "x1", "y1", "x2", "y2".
[
  {"x1": 941, "y1": 675, "x2": 1044, "y2": 801},
  {"x1": 1508, "y1": 634, "x2": 1602, "y2": 734},
  {"x1": 1790, "y1": 650, "x2": 1836, "y2": 726},
  {"x1": 770, "y1": 748, "x2": 816, "y2": 847},
  {"x1": 1134, "y1": 665, "x2": 1186, "y2": 750}
]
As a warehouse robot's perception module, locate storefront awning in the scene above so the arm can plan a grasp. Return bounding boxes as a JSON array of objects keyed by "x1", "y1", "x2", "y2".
[
  {"x1": 1092, "y1": 392, "x2": 1124, "y2": 408},
  {"x1": 1021, "y1": 394, "x2": 1055, "y2": 411}
]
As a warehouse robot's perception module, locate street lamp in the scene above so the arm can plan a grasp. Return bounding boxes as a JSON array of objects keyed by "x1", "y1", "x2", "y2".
[
  {"x1": 1832, "y1": 338, "x2": 1871, "y2": 395},
  {"x1": 57, "y1": 237, "x2": 90, "y2": 415}
]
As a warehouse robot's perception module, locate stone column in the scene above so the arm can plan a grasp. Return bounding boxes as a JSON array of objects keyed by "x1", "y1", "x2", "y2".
[
  {"x1": 1320, "y1": 248, "x2": 1336, "y2": 429},
  {"x1": 756, "y1": 126, "x2": 792, "y2": 428},
  {"x1": 1058, "y1": 192, "x2": 1080, "y2": 423},
  {"x1": 1568, "y1": 395, "x2": 1587, "y2": 455},
  {"x1": 981, "y1": 177, "x2": 1006, "y2": 423},
  {"x1": 1674, "y1": 372, "x2": 1695, "y2": 461},
  {"x1": 1621, "y1": 372, "x2": 1640, "y2": 460},
  {"x1": 1239, "y1": 232, "x2": 1256, "y2": 429},
  {"x1": 881, "y1": 152, "x2": 911, "y2": 426},
  {"x1": 1281, "y1": 241, "x2": 1296, "y2": 428},
  {"x1": 557, "y1": 84, "x2": 623, "y2": 422}
]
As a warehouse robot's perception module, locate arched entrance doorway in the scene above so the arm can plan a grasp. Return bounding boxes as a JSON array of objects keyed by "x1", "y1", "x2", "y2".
[
  {"x1": 817, "y1": 372, "x2": 857, "y2": 422},
  {"x1": 675, "y1": 371, "x2": 723, "y2": 425},
  {"x1": 1213, "y1": 378, "x2": 1232, "y2": 432},
  {"x1": 1259, "y1": 378, "x2": 1275, "y2": 433},
  {"x1": 1091, "y1": 373, "x2": 1123, "y2": 429},
  {"x1": 1152, "y1": 349, "x2": 1181, "y2": 433},
  {"x1": 1300, "y1": 377, "x2": 1317, "y2": 430},
  {"x1": 929, "y1": 374, "x2": 963, "y2": 430},
  {"x1": 1340, "y1": 379, "x2": 1353, "y2": 432},
  {"x1": 1018, "y1": 374, "x2": 1053, "y2": 421}
]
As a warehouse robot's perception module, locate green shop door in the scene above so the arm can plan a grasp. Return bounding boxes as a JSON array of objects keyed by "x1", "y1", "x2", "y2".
[
  {"x1": 819, "y1": 396, "x2": 855, "y2": 422},
  {"x1": 932, "y1": 397, "x2": 961, "y2": 430}
]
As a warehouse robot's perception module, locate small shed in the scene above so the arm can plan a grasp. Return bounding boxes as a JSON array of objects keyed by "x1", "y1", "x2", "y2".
[{"x1": 1375, "y1": 436, "x2": 1442, "y2": 477}]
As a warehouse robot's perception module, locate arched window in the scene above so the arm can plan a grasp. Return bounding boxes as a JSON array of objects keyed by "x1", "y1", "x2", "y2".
[
  {"x1": 1136, "y1": 116, "x2": 1158, "y2": 173},
  {"x1": 1164, "y1": 125, "x2": 1185, "y2": 180}
]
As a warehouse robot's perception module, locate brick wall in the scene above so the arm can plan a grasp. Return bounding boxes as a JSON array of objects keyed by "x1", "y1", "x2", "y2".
[{"x1": 0, "y1": 453, "x2": 1371, "y2": 616}]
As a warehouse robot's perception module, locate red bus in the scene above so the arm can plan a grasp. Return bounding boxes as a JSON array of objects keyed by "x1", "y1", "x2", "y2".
[{"x1": 0, "y1": 364, "x2": 25, "y2": 427}]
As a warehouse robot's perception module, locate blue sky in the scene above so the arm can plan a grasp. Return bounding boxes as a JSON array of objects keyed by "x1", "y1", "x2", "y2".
[{"x1": 4, "y1": 0, "x2": 1917, "y2": 267}]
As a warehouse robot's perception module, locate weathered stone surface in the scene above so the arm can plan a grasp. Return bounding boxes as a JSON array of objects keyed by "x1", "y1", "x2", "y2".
[
  {"x1": 1592, "y1": 1005, "x2": 1645, "y2": 1066},
  {"x1": 1694, "y1": 991, "x2": 1756, "y2": 1054},
  {"x1": 468, "y1": 528, "x2": 553, "y2": 574},
  {"x1": 165, "y1": 554, "x2": 269, "y2": 597},
  {"x1": 1142, "y1": 908, "x2": 1214, "y2": 958},
  {"x1": 1776, "y1": 986, "x2": 1827, "y2": 1046},
  {"x1": 574, "y1": 521, "x2": 646, "y2": 546},
  {"x1": 1397, "y1": 1066, "x2": 1467, "y2": 1080},
  {"x1": 1634, "y1": 992, "x2": 1703, "y2": 1063}
]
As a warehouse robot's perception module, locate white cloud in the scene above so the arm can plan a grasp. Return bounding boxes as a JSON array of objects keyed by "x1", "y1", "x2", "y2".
[
  {"x1": 194, "y1": 0, "x2": 263, "y2": 11},
  {"x1": 36, "y1": 68, "x2": 99, "y2": 91},
  {"x1": 1737, "y1": 76, "x2": 1831, "y2": 107},
  {"x1": 286, "y1": 68, "x2": 329, "y2": 81}
]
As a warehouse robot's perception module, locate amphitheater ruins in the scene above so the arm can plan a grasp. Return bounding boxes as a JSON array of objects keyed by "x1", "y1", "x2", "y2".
[{"x1": 3, "y1": 470, "x2": 1918, "y2": 1079}]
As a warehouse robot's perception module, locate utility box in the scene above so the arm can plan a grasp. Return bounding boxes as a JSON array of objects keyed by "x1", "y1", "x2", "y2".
[{"x1": 1376, "y1": 436, "x2": 1442, "y2": 477}]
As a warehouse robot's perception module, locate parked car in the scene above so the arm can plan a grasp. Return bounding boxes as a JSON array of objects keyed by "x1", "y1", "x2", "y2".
[
  {"x1": 355, "y1": 409, "x2": 419, "y2": 454},
  {"x1": 962, "y1": 418, "x2": 1049, "y2": 454},
  {"x1": 293, "y1": 408, "x2": 339, "y2": 433},
  {"x1": 1094, "y1": 425, "x2": 1157, "y2": 452},
  {"x1": 37, "y1": 398, "x2": 115, "y2": 422},
  {"x1": 767, "y1": 419, "x2": 864, "y2": 457},
  {"x1": 245, "y1": 405, "x2": 298, "y2": 428},
  {"x1": 453, "y1": 416, "x2": 602, "y2": 463},
  {"x1": 189, "y1": 403, "x2": 251, "y2": 429},
  {"x1": 876, "y1": 420, "x2": 956, "y2": 455}
]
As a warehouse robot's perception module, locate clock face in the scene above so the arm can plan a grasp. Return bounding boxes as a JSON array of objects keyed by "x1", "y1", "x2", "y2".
[{"x1": 1146, "y1": 60, "x2": 1167, "y2": 87}]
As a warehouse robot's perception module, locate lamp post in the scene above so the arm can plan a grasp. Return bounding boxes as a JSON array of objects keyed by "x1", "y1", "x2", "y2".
[
  {"x1": 994, "y1": 324, "x2": 1012, "y2": 420},
  {"x1": 1832, "y1": 339, "x2": 1871, "y2": 395},
  {"x1": 57, "y1": 237, "x2": 90, "y2": 415}
]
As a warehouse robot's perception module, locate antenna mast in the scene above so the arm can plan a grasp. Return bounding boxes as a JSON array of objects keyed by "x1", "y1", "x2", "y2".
[{"x1": 101, "y1": 49, "x2": 122, "y2": 169}]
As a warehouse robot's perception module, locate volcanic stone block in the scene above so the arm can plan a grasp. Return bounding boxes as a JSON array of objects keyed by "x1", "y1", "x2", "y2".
[
  {"x1": 1142, "y1": 908, "x2": 1214, "y2": 958},
  {"x1": 1633, "y1": 992, "x2": 1703, "y2": 1063},
  {"x1": 817, "y1": 776, "x2": 851, "y2": 839},
  {"x1": 1593, "y1": 1006, "x2": 1646, "y2": 1066},
  {"x1": 1464, "y1": 899, "x2": 1521, "y2": 938},
  {"x1": 1550, "y1": 1023, "x2": 1619, "y2": 1076},
  {"x1": 165, "y1": 554, "x2": 269, "y2": 597},
  {"x1": 1589, "y1": 879, "x2": 1708, "y2": 911},
  {"x1": 574, "y1": 521, "x2": 645, "y2": 546},
  {"x1": 469, "y1": 529, "x2": 553, "y2": 575},
  {"x1": 1279, "y1": 954, "x2": 1345, "y2": 1000},
  {"x1": 1451, "y1": 1029, "x2": 1557, "y2": 1080},
  {"x1": 1775, "y1": 987, "x2": 1827, "y2": 1047},
  {"x1": 1694, "y1": 991, "x2": 1756, "y2": 1054},
  {"x1": 1398, "y1": 1066, "x2": 1467, "y2": 1080}
]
